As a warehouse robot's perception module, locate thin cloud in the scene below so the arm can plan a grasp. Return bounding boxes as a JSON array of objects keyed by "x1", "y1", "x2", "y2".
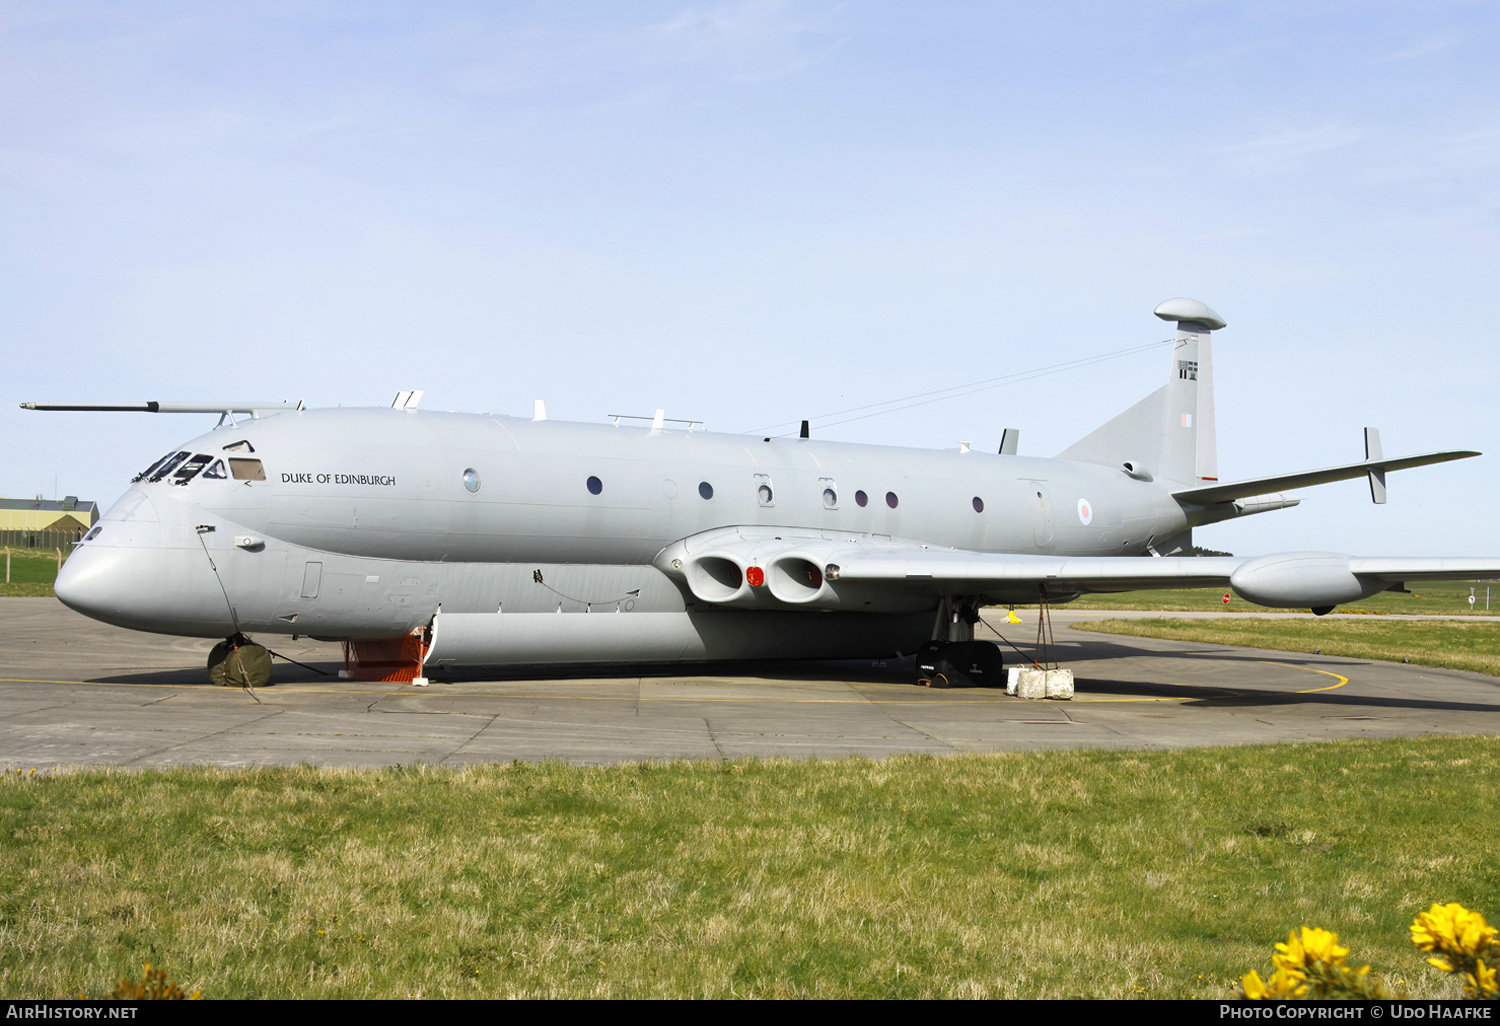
[
  {"x1": 1219, "y1": 124, "x2": 1365, "y2": 176},
  {"x1": 444, "y1": 0, "x2": 838, "y2": 98},
  {"x1": 1372, "y1": 38, "x2": 1455, "y2": 63}
]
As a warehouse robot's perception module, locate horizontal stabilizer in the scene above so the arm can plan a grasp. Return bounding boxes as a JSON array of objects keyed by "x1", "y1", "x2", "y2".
[{"x1": 1172, "y1": 450, "x2": 1479, "y2": 505}]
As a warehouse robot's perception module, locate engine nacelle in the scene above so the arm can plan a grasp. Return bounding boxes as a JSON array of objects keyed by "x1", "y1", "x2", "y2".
[
  {"x1": 1229, "y1": 552, "x2": 1389, "y2": 609},
  {"x1": 685, "y1": 553, "x2": 752, "y2": 604},
  {"x1": 653, "y1": 528, "x2": 930, "y2": 612},
  {"x1": 678, "y1": 551, "x2": 839, "y2": 608}
]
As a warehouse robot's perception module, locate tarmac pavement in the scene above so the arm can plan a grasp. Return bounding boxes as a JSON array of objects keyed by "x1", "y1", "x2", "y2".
[{"x1": 1, "y1": 597, "x2": 1497, "y2": 769}]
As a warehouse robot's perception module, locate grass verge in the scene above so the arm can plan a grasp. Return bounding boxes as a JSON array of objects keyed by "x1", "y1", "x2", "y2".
[
  {"x1": 0, "y1": 548, "x2": 63, "y2": 597},
  {"x1": 1022, "y1": 579, "x2": 1500, "y2": 616},
  {"x1": 2, "y1": 739, "x2": 1495, "y2": 999},
  {"x1": 1073, "y1": 617, "x2": 1500, "y2": 677}
]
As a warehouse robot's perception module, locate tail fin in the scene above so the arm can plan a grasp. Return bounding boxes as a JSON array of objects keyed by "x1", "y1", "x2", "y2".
[{"x1": 1057, "y1": 298, "x2": 1222, "y2": 486}]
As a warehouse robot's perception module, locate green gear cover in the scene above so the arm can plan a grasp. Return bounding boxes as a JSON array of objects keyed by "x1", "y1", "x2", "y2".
[{"x1": 207, "y1": 641, "x2": 274, "y2": 688}]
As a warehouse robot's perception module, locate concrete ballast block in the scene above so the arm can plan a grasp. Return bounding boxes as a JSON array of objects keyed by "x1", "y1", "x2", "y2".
[
  {"x1": 1014, "y1": 668, "x2": 1074, "y2": 700},
  {"x1": 1016, "y1": 668, "x2": 1048, "y2": 700},
  {"x1": 1045, "y1": 668, "x2": 1074, "y2": 700}
]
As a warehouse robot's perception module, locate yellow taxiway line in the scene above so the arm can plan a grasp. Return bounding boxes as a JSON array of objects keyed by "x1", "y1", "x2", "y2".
[{"x1": 0, "y1": 659, "x2": 1350, "y2": 704}]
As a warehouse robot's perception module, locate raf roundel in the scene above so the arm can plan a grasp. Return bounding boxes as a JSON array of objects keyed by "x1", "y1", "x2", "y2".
[{"x1": 1077, "y1": 498, "x2": 1093, "y2": 526}]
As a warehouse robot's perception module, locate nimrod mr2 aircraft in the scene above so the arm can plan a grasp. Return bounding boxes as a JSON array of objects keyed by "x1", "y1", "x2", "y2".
[{"x1": 28, "y1": 299, "x2": 1499, "y2": 688}]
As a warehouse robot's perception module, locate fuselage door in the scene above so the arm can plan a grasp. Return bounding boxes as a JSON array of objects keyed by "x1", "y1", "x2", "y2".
[{"x1": 300, "y1": 561, "x2": 323, "y2": 599}]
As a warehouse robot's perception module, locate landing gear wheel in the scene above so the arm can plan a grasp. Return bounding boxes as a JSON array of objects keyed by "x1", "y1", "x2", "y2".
[
  {"x1": 915, "y1": 640, "x2": 1003, "y2": 688},
  {"x1": 208, "y1": 636, "x2": 274, "y2": 688}
]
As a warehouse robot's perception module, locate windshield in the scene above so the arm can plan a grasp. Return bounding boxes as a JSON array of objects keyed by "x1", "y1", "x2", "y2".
[
  {"x1": 171, "y1": 454, "x2": 214, "y2": 485},
  {"x1": 134, "y1": 451, "x2": 182, "y2": 482},
  {"x1": 145, "y1": 452, "x2": 191, "y2": 483}
]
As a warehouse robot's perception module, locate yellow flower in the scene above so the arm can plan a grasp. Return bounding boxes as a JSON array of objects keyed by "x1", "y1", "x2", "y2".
[
  {"x1": 1411, "y1": 903, "x2": 1498, "y2": 958},
  {"x1": 1241, "y1": 966, "x2": 1309, "y2": 1001},
  {"x1": 1274, "y1": 927, "x2": 1348, "y2": 972},
  {"x1": 1471, "y1": 959, "x2": 1497, "y2": 999},
  {"x1": 1301, "y1": 927, "x2": 1350, "y2": 967},
  {"x1": 1270, "y1": 966, "x2": 1309, "y2": 997},
  {"x1": 1273, "y1": 930, "x2": 1306, "y2": 972}
]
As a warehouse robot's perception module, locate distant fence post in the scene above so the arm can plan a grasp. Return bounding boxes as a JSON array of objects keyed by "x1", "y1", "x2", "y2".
[
  {"x1": 56, "y1": 547, "x2": 63, "y2": 571},
  {"x1": 4, "y1": 547, "x2": 9, "y2": 584},
  {"x1": 0, "y1": 530, "x2": 81, "y2": 557}
]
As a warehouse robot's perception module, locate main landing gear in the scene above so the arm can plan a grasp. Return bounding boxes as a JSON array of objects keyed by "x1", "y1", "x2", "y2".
[
  {"x1": 915, "y1": 639, "x2": 1004, "y2": 688},
  {"x1": 915, "y1": 597, "x2": 1004, "y2": 688},
  {"x1": 914, "y1": 591, "x2": 1075, "y2": 699}
]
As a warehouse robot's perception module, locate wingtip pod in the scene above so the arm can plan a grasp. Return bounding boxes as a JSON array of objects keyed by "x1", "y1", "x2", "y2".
[{"x1": 1228, "y1": 552, "x2": 1389, "y2": 609}]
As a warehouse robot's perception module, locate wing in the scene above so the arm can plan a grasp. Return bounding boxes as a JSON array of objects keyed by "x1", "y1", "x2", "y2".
[{"x1": 654, "y1": 527, "x2": 1500, "y2": 611}]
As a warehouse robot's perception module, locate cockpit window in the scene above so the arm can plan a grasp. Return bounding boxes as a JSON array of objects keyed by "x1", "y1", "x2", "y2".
[
  {"x1": 172, "y1": 454, "x2": 213, "y2": 485},
  {"x1": 229, "y1": 458, "x2": 266, "y2": 481},
  {"x1": 147, "y1": 451, "x2": 191, "y2": 483},
  {"x1": 222, "y1": 439, "x2": 255, "y2": 453},
  {"x1": 134, "y1": 451, "x2": 178, "y2": 482},
  {"x1": 202, "y1": 459, "x2": 228, "y2": 480}
]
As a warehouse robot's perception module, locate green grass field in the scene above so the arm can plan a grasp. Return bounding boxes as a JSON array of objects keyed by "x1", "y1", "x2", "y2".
[
  {"x1": 0, "y1": 548, "x2": 67, "y2": 597},
  {"x1": 2, "y1": 739, "x2": 1494, "y2": 999},
  {"x1": 1047, "y1": 578, "x2": 1500, "y2": 616},
  {"x1": 1074, "y1": 617, "x2": 1500, "y2": 677}
]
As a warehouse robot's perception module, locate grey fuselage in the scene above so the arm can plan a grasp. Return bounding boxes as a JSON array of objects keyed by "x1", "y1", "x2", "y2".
[{"x1": 56, "y1": 408, "x2": 1197, "y2": 664}]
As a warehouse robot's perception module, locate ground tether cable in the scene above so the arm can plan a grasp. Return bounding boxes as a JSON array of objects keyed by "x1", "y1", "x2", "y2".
[
  {"x1": 193, "y1": 526, "x2": 262, "y2": 704},
  {"x1": 976, "y1": 616, "x2": 1040, "y2": 667},
  {"x1": 193, "y1": 529, "x2": 334, "y2": 682},
  {"x1": 262, "y1": 649, "x2": 332, "y2": 676}
]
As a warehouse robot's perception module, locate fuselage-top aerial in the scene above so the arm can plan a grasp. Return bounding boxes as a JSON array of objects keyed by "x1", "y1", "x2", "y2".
[{"x1": 32, "y1": 299, "x2": 1497, "y2": 678}]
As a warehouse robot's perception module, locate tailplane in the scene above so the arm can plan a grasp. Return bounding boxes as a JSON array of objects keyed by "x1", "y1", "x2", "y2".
[{"x1": 1057, "y1": 297, "x2": 1222, "y2": 487}]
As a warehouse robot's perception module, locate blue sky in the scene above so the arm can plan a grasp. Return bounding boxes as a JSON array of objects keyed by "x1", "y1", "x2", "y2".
[{"x1": 5, "y1": 1, "x2": 1497, "y2": 555}]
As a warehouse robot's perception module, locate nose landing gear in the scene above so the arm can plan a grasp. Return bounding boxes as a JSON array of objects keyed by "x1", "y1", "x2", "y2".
[{"x1": 207, "y1": 633, "x2": 274, "y2": 689}]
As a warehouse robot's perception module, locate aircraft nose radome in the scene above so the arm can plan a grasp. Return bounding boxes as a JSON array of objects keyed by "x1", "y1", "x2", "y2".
[
  {"x1": 54, "y1": 544, "x2": 132, "y2": 621},
  {"x1": 54, "y1": 543, "x2": 234, "y2": 638}
]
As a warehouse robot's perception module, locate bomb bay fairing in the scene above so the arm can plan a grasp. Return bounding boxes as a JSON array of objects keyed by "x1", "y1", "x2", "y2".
[{"x1": 30, "y1": 299, "x2": 1498, "y2": 684}]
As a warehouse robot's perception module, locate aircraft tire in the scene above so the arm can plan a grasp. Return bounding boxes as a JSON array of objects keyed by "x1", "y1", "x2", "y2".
[{"x1": 915, "y1": 640, "x2": 1003, "y2": 688}]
